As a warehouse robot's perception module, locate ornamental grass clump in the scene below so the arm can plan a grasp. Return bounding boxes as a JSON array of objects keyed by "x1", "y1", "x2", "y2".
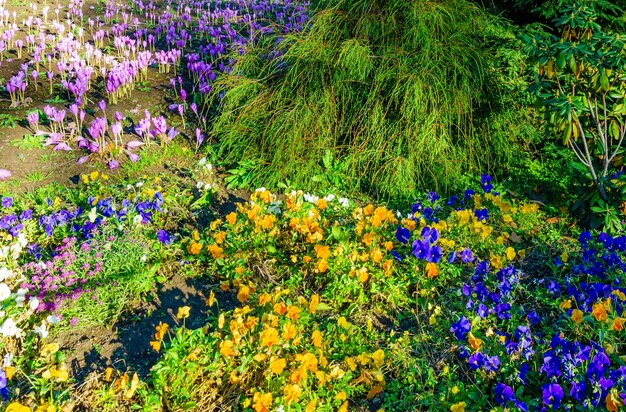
[{"x1": 211, "y1": 0, "x2": 530, "y2": 200}]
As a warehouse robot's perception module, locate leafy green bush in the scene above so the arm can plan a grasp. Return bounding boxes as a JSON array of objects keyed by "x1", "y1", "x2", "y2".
[{"x1": 524, "y1": 2, "x2": 626, "y2": 230}]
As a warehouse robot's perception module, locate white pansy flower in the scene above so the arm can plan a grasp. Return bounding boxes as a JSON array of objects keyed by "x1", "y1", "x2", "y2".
[
  {"x1": 0, "y1": 267, "x2": 11, "y2": 281},
  {"x1": 1, "y1": 318, "x2": 19, "y2": 338},
  {"x1": 324, "y1": 193, "x2": 336, "y2": 202},
  {"x1": 88, "y1": 207, "x2": 98, "y2": 223},
  {"x1": 10, "y1": 243, "x2": 21, "y2": 260},
  {"x1": 3, "y1": 353, "x2": 13, "y2": 367},
  {"x1": 133, "y1": 215, "x2": 143, "y2": 226},
  {"x1": 33, "y1": 322, "x2": 48, "y2": 339},
  {"x1": 267, "y1": 202, "x2": 282, "y2": 215},
  {"x1": 29, "y1": 297, "x2": 40, "y2": 311},
  {"x1": 338, "y1": 197, "x2": 349, "y2": 207},
  {"x1": 46, "y1": 314, "x2": 60, "y2": 325},
  {"x1": 303, "y1": 193, "x2": 319, "y2": 204},
  {"x1": 17, "y1": 233, "x2": 27, "y2": 248},
  {"x1": 0, "y1": 283, "x2": 10, "y2": 301}
]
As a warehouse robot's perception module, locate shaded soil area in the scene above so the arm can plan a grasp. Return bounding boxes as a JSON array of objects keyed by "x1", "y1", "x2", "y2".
[{"x1": 56, "y1": 274, "x2": 239, "y2": 380}]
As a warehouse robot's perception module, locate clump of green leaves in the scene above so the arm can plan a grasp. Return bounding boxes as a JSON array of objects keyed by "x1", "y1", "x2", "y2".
[{"x1": 525, "y1": 3, "x2": 626, "y2": 230}]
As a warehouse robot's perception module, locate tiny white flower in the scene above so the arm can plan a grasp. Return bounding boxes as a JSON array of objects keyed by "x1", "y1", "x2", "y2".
[
  {"x1": 324, "y1": 193, "x2": 336, "y2": 202},
  {"x1": 338, "y1": 197, "x2": 349, "y2": 207},
  {"x1": 0, "y1": 283, "x2": 10, "y2": 301},
  {"x1": 196, "y1": 181, "x2": 204, "y2": 189},
  {"x1": 17, "y1": 233, "x2": 27, "y2": 248},
  {"x1": 204, "y1": 183, "x2": 212, "y2": 191},
  {"x1": 46, "y1": 314, "x2": 60, "y2": 325},
  {"x1": 126, "y1": 184, "x2": 133, "y2": 191},
  {"x1": 135, "y1": 181, "x2": 144, "y2": 188},
  {"x1": 140, "y1": 254, "x2": 147, "y2": 263},
  {"x1": 29, "y1": 297, "x2": 40, "y2": 311},
  {"x1": 198, "y1": 157, "x2": 207, "y2": 166},
  {"x1": 206, "y1": 164, "x2": 213, "y2": 172}
]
